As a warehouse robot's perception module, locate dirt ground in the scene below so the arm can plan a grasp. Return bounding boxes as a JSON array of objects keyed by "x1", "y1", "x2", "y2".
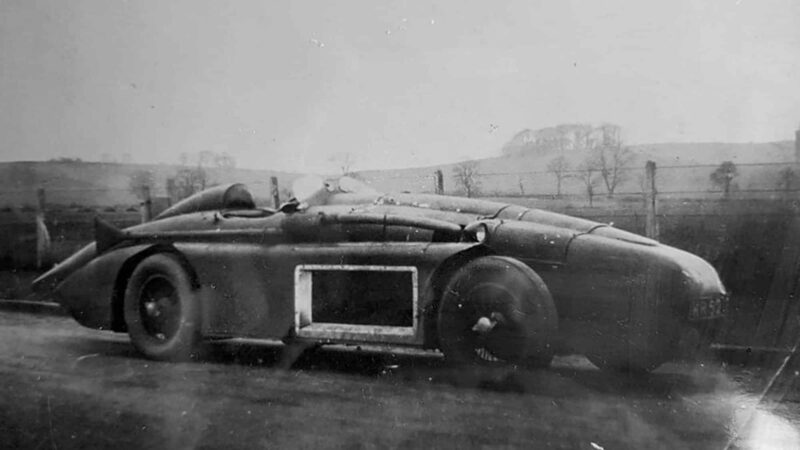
[{"x1": 0, "y1": 309, "x2": 798, "y2": 449}]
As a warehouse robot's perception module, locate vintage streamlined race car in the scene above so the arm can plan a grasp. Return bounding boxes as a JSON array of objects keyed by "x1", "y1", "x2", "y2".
[{"x1": 33, "y1": 176, "x2": 727, "y2": 372}]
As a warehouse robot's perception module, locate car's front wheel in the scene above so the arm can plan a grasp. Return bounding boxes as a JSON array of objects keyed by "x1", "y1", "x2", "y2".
[
  {"x1": 123, "y1": 253, "x2": 201, "y2": 361},
  {"x1": 437, "y1": 256, "x2": 558, "y2": 367}
]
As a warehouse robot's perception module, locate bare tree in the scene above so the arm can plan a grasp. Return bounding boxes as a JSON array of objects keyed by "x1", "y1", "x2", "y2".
[
  {"x1": 710, "y1": 161, "x2": 738, "y2": 198},
  {"x1": 777, "y1": 167, "x2": 798, "y2": 193},
  {"x1": 579, "y1": 125, "x2": 633, "y2": 198},
  {"x1": 214, "y1": 152, "x2": 236, "y2": 169},
  {"x1": 178, "y1": 151, "x2": 235, "y2": 170},
  {"x1": 174, "y1": 166, "x2": 209, "y2": 200},
  {"x1": 166, "y1": 177, "x2": 178, "y2": 204},
  {"x1": 534, "y1": 127, "x2": 570, "y2": 154},
  {"x1": 328, "y1": 152, "x2": 357, "y2": 176},
  {"x1": 598, "y1": 123, "x2": 622, "y2": 147},
  {"x1": 198, "y1": 150, "x2": 216, "y2": 168},
  {"x1": 453, "y1": 161, "x2": 480, "y2": 197},
  {"x1": 575, "y1": 159, "x2": 601, "y2": 206},
  {"x1": 501, "y1": 123, "x2": 597, "y2": 157},
  {"x1": 49, "y1": 156, "x2": 83, "y2": 163},
  {"x1": 593, "y1": 144, "x2": 634, "y2": 198},
  {"x1": 128, "y1": 169, "x2": 155, "y2": 200},
  {"x1": 178, "y1": 152, "x2": 190, "y2": 166},
  {"x1": 570, "y1": 124, "x2": 595, "y2": 151},
  {"x1": 546, "y1": 156, "x2": 570, "y2": 197}
]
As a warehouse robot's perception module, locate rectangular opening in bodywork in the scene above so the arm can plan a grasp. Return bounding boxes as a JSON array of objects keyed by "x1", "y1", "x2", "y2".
[{"x1": 294, "y1": 265, "x2": 418, "y2": 343}]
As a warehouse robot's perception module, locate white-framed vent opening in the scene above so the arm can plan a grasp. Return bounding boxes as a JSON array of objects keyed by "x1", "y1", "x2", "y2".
[{"x1": 294, "y1": 264, "x2": 418, "y2": 343}]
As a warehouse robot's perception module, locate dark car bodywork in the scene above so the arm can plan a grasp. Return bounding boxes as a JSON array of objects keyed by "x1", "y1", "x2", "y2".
[{"x1": 33, "y1": 178, "x2": 727, "y2": 370}]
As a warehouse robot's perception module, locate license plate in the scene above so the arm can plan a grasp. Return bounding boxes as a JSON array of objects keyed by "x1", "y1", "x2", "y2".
[{"x1": 689, "y1": 294, "x2": 728, "y2": 320}]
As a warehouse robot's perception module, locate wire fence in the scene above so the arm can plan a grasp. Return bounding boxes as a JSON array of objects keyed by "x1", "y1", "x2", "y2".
[
  {"x1": 0, "y1": 160, "x2": 798, "y2": 211},
  {"x1": 358, "y1": 161, "x2": 800, "y2": 201}
]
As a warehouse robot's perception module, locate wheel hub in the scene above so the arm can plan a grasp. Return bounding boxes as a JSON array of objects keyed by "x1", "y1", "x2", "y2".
[
  {"x1": 471, "y1": 312, "x2": 505, "y2": 334},
  {"x1": 471, "y1": 311, "x2": 507, "y2": 362},
  {"x1": 144, "y1": 300, "x2": 161, "y2": 317},
  {"x1": 139, "y1": 277, "x2": 180, "y2": 341},
  {"x1": 472, "y1": 316, "x2": 497, "y2": 334}
]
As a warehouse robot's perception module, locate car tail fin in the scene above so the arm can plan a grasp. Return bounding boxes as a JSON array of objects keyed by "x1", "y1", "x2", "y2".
[{"x1": 95, "y1": 217, "x2": 127, "y2": 253}]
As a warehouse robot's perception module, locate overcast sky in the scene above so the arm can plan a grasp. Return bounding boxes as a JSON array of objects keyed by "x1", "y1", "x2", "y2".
[{"x1": 1, "y1": 0, "x2": 799, "y2": 173}]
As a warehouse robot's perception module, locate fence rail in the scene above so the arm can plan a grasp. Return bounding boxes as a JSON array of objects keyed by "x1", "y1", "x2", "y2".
[
  {"x1": 1, "y1": 160, "x2": 797, "y2": 204},
  {"x1": 358, "y1": 160, "x2": 800, "y2": 201}
]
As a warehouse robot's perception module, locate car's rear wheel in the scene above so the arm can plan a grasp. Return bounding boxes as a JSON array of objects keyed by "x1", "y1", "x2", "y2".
[
  {"x1": 437, "y1": 256, "x2": 557, "y2": 367},
  {"x1": 123, "y1": 253, "x2": 201, "y2": 361}
]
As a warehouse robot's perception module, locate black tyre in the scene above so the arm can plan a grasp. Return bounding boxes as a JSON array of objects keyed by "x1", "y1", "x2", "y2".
[
  {"x1": 437, "y1": 256, "x2": 558, "y2": 367},
  {"x1": 123, "y1": 253, "x2": 202, "y2": 361}
]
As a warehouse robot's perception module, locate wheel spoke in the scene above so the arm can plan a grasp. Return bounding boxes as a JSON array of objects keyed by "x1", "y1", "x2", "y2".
[{"x1": 474, "y1": 347, "x2": 502, "y2": 363}]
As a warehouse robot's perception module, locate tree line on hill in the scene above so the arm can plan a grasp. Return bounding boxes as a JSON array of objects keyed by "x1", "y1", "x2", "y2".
[
  {"x1": 453, "y1": 123, "x2": 799, "y2": 204},
  {"x1": 456, "y1": 123, "x2": 635, "y2": 204},
  {"x1": 128, "y1": 151, "x2": 237, "y2": 204}
]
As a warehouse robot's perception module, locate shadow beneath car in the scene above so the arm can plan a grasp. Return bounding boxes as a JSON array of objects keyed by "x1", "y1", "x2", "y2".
[
  {"x1": 65, "y1": 333, "x2": 734, "y2": 400},
  {"x1": 200, "y1": 339, "x2": 732, "y2": 399},
  {"x1": 203, "y1": 339, "x2": 443, "y2": 376}
]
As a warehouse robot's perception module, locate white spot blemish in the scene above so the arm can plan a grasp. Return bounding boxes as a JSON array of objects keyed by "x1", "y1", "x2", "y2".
[{"x1": 75, "y1": 353, "x2": 100, "y2": 364}]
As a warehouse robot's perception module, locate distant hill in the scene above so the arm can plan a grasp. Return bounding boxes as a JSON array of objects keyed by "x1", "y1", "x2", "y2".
[
  {"x1": 0, "y1": 139, "x2": 795, "y2": 207},
  {"x1": 633, "y1": 141, "x2": 795, "y2": 166},
  {"x1": 0, "y1": 161, "x2": 300, "y2": 207},
  {"x1": 358, "y1": 140, "x2": 797, "y2": 198}
]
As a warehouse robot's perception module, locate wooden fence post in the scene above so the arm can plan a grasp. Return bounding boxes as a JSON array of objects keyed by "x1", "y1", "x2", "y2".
[
  {"x1": 35, "y1": 187, "x2": 50, "y2": 269},
  {"x1": 271, "y1": 176, "x2": 280, "y2": 208},
  {"x1": 434, "y1": 170, "x2": 444, "y2": 195},
  {"x1": 140, "y1": 185, "x2": 152, "y2": 223},
  {"x1": 37, "y1": 187, "x2": 46, "y2": 213},
  {"x1": 166, "y1": 178, "x2": 176, "y2": 207},
  {"x1": 645, "y1": 161, "x2": 659, "y2": 240}
]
